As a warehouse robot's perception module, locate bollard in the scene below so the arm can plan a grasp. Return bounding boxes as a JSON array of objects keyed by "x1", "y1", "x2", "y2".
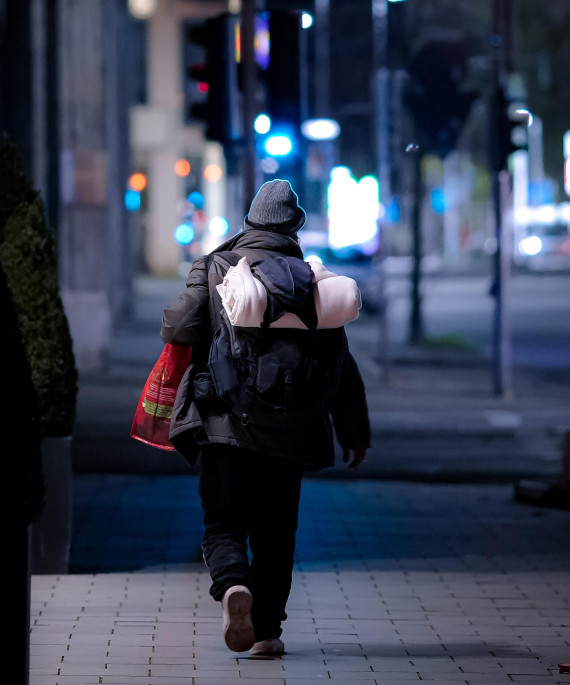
[{"x1": 514, "y1": 431, "x2": 570, "y2": 510}]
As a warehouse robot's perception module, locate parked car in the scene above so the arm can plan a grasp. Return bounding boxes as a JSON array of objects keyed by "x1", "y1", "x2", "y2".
[{"x1": 514, "y1": 203, "x2": 570, "y2": 270}]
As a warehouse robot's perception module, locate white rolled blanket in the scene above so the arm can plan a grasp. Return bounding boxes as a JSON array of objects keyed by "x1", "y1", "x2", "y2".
[
  {"x1": 216, "y1": 256, "x2": 361, "y2": 329},
  {"x1": 215, "y1": 256, "x2": 267, "y2": 327}
]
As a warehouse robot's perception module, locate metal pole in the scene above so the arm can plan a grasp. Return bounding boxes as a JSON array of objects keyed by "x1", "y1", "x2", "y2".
[
  {"x1": 314, "y1": 0, "x2": 330, "y2": 119},
  {"x1": 313, "y1": 0, "x2": 332, "y2": 227},
  {"x1": 409, "y1": 143, "x2": 424, "y2": 344},
  {"x1": 372, "y1": 0, "x2": 390, "y2": 204},
  {"x1": 500, "y1": 169, "x2": 513, "y2": 395},
  {"x1": 240, "y1": 0, "x2": 256, "y2": 213},
  {"x1": 372, "y1": 0, "x2": 390, "y2": 378},
  {"x1": 490, "y1": 169, "x2": 504, "y2": 395},
  {"x1": 490, "y1": 0, "x2": 513, "y2": 398}
]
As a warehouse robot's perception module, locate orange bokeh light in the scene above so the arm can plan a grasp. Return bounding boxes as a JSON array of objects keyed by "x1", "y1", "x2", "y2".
[
  {"x1": 203, "y1": 164, "x2": 223, "y2": 183},
  {"x1": 128, "y1": 172, "x2": 147, "y2": 191},
  {"x1": 174, "y1": 159, "x2": 191, "y2": 177}
]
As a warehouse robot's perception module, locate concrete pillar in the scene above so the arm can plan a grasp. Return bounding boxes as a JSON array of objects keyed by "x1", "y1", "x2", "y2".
[
  {"x1": 145, "y1": 0, "x2": 183, "y2": 275},
  {"x1": 31, "y1": 0, "x2": 47, "y2": 195},
  {"x1": 57, "y1": 0, "x2": 129, "y2": 371}
]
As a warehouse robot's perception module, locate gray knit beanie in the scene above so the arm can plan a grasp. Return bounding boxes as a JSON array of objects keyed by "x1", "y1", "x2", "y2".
[{"x1": 244, "y1": 179, "x2": 306, "y2": 235}]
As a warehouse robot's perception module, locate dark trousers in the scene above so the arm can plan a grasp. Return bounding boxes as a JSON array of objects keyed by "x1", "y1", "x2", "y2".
[{"x1": 198, "y1": 444, "x2": 303, "y2": 641}]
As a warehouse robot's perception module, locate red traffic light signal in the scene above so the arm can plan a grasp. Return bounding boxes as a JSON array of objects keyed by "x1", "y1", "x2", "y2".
[{"x1": 182, "y1": 15, "x2": 240, "y2": 144}]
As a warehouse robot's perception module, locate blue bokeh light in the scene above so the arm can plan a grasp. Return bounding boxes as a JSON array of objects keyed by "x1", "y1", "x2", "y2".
[
  {"x1": 265, "y1": 134, "x2": 293, "y2": 156},
  {"x1": 174, "y1": 222, "x2": 195, "y2": 245},
  {"x1": 430, "y1": 187, "x2": 446, "y2": 214},
  {"x1": 188, "y1": 191, "x2": 205, "y2": 209},
  {"x1": 124, "y1": 189, "x2": 141, "y2": 212}
]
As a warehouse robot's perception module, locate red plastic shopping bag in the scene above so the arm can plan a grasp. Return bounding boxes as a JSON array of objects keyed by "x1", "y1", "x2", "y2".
[{"x1": 131, "y1": 343, "x2": 192, "y2": 450}]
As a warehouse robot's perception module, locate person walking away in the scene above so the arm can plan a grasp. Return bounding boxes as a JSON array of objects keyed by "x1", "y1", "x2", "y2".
[{"x1": 161, "y1": 179, "x2": 370, "y2": 656}]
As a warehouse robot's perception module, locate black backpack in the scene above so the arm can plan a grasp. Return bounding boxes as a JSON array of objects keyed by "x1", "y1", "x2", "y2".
[{"x1": 204, "y1": 252, "x2": 327, "y2": 427}]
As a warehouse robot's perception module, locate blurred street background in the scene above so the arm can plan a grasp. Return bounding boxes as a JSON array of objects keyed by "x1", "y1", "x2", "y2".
[
  {"x1": 2, "y1": 0, "x2": 570, "y2": 683},
  {"x1": 4, "y1": 0, "x2": 570, "y2": 378},
  {"x1": 4, "y1": 0, "x2": 570, "y2": 374}
]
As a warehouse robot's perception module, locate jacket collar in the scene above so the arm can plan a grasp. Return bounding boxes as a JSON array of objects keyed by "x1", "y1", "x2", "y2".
[{"x1": 212, "y1": 229, "x2": 304, "y2": 259}]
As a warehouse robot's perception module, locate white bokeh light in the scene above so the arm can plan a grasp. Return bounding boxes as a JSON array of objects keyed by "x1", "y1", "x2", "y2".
[
  {"x1": 254, "y1": 114, "x2": 271, "y2": 135},
  {"x1": 209, "y1": 216, "x2": 230, "y2": 238},
  {"x1": 301, "y1": 118, "x2": 340, "y2": 141},
  {"x1": 265, "y1": 135, "x2": 292, "y2": 156},
  {"x1": 518, "y1": 236, "x2": 543, "y2": 256},
  {"x1": 128, "y1": 0, "x2": 157, "y2": 19},
  {"x1": 327, "y1": 168, "x2": 380, "y2": 252}
]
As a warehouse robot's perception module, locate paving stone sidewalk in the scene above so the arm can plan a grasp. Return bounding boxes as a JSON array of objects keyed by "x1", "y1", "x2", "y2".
[{"x1": 31, "y1": 479, "x2": 570, "y2": 684}]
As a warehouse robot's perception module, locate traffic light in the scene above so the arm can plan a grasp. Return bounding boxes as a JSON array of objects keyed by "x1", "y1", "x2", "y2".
[
  {"x1": 265, "y1": 11, "x2": 306, "y2": 135},
  {"x1": 182, "y1": 14, "x2": 240, "y2": 145},
  {"x1": 182, "y1": 19, "x2": 207, "y2": 126},
  {"x1": 489, "y1": 84, "x2": 528, "y2": 172},
  {"x1": 405, "y1": 40, "x2": 478, "y2": 159},
  {"x1": 260, "y1": 11, "x2": 306, "y2": 185}
]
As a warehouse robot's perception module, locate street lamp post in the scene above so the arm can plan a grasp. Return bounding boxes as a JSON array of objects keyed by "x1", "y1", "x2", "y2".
[
  {"x1": 489, "y1": 0, "x2": 513, "y2": 399},
  {"x1": 241, "y1": 0, "x2": 257, "y2": 213},
  {"x1": 371, "y1": 0, "x2": 394, "y2": 380}
]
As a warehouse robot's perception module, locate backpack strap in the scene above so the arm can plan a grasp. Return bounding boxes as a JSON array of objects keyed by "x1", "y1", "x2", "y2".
[
  {"x1": 204, "y1": 251, "x2": 242, "y2": 334},
  {"x1": 212, "y1": 251, "x2": 241, "y2": 271}
]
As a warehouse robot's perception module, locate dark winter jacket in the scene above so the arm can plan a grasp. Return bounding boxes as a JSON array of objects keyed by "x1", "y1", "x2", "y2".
[{"x1": 160, "y1": 228, "x2": 370, "y2": 470}]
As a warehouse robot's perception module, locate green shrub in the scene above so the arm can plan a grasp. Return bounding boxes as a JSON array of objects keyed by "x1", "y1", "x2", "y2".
[
  {"x1": 0, "y1": 139, "x2": 77, "y2": 437},
  {"x1": 424, "y1": 333, "x2": 480, "y2": 354}
]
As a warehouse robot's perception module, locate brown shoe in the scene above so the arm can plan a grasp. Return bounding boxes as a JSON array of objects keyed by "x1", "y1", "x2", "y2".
[
  {"x1": 249, "y1": 638, "x2": 285, "y2": 656},
  {"x1": 222, "y1": 585, "x2": 255, "y2": 652}
]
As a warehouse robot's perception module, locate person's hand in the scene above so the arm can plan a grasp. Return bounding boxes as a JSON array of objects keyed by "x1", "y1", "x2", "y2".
[{"x1": 343, "y1": 445, "x2": 367, "y2": 470}]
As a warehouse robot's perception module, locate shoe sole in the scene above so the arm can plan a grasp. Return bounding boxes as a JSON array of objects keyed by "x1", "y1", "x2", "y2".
[
  {"x1": 223, "y1": 590, "x2": 255, "y2": 652},
  {"x1": 249, "y1": 639, "x2": 285, "y2": 657},
  {"x1": 249, "y1": 647, "x2": 285, "y2": 656}
]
